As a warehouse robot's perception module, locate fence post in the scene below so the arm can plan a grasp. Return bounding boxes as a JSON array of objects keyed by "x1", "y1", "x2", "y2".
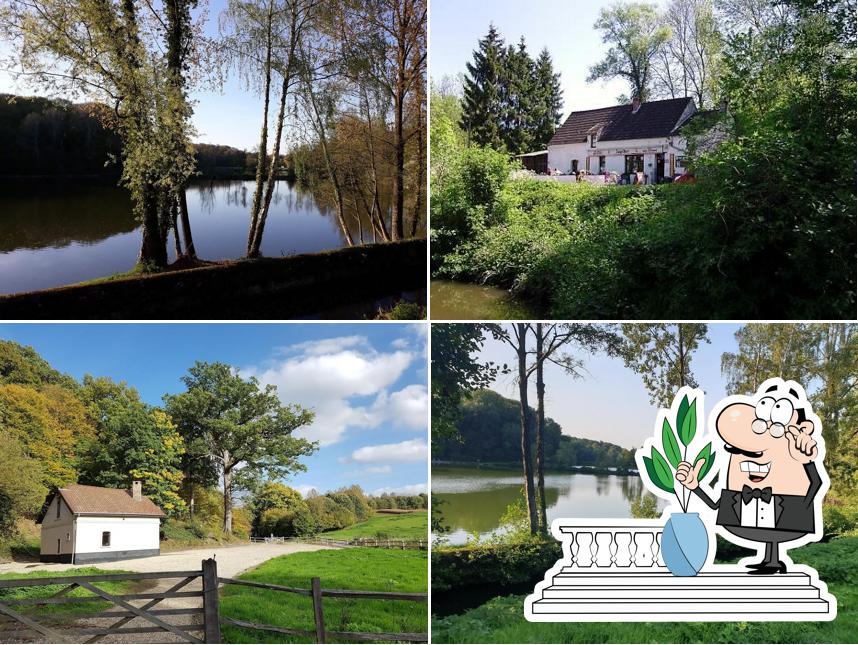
[
  {"x1": 202, "y1": 559, "x2": 221, "y2": 644},
  {"x1": 311, "y1": 576, "x2": 325, "y2": 643}
]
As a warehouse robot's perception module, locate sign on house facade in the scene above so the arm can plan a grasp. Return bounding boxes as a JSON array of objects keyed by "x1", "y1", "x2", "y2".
[
  {"x1": 547, "y1": 97, "x2": 705, "y2": 183},
  {"x1": 38, "y1": 481, "x2": 165, "y2": 564}
]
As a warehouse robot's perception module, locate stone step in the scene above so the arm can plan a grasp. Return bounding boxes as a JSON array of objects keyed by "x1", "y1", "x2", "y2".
[
  {"x1": 541, "y1": 584, "x2": 821, "y2": 600},
  {"x1": 554, "y1": 570, "x2": 810, "y2": 587},
  {"x1": 530, "y1": 598, "x2": 832, "y2": 616}
]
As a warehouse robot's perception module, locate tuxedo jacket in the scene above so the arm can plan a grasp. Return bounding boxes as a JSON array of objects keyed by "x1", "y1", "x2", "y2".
[{"x1": 692, "y1": 462, "x2": 822, "y2": 534}]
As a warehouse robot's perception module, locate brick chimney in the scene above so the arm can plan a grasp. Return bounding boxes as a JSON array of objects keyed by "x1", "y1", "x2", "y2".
[
  {"x1": 631, "y1": 96, "x2": 642, "y2": 113},
  {"x1": 131, "y1": 480, "x2": 142, "y2": 502}
]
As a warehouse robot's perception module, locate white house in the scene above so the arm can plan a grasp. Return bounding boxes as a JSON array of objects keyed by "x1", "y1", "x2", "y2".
[
  {"x1": 548, "y1": 96, "x2": 707, "y2": 183},
  {"x1": 38, "y1": 481, "x2": 165, "y2": 564}
]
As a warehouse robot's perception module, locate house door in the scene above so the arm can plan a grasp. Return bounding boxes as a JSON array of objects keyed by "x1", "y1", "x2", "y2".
[
  {"x1": 571, "y1": 159, "x2": 578, "y2": 174},
  {"x1": 656, "y1": 153, "x2": 665, "y2": 183}
]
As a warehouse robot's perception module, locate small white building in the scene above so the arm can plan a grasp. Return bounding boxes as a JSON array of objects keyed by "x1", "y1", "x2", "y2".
[
  {"x1": 38, "y1": 481, "x2": 165, "y2": 564},
  {"x1": 547, "y1": 97, "x2": 707, "y2": 183}
]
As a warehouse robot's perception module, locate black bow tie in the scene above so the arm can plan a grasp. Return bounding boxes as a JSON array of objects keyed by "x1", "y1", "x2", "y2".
[{"x1": 742, "y1": 485, "x2": 773, "y2": 504}]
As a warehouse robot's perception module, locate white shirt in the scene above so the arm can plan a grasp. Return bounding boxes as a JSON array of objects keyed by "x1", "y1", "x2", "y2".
[{"x1": 740, "y1": 496, "x2": 776, "y2": 529}]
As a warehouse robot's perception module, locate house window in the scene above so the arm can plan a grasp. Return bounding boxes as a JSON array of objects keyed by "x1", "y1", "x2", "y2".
[
  {"x1": 56, "y1": 538, "x2": 60, "y2": 554},
  {"x1": 625, "y1": 154, "x2": 644, "y2": 174},
  {"x1": 589, "y1": 134, "x2": 596, "y2": 148},
  {"x1": 102, "y1": 531, "x2": 111, "y2": 547},
  {"x1": 676, "y1": 156, "x2": 686, "y2": 169},
  {"x1": 571, "y1": 159, "x2": 578, "y2": 173},
  {"x1": 66, "y1": 532, "x2": 70, "y2": 541},
  {"x1": 56, "y1": 499, "x2": 61, "y2": 519},
  {"x1": 599, "y1": 156, "x2": 606, "y2": 174}
]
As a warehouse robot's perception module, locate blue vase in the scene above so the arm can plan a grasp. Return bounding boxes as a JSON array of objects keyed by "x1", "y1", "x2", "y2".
[{"x1": 661, "y1": 512, "x2": 708, "y2": 576}]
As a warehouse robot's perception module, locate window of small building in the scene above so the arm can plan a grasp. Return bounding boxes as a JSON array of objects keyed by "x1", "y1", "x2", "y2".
[
  {"x1": 589, "y1": 134, "x2": 596, "y2": 148},
  {"x1": 599, "y1": 156, "x2": 606, "y2": 174},
  {"x1": 102, "y1": 531, "x2": 111, "y2": 547},
  {"x1": 56, "y1": 499, "x2": 61, "y2": 519},
  {"x1": 676, "y1": 156, "x2": 686, "y2": 168},
  {"x1": 66, "y1": 532, "x2": 70, "y2": 541}
]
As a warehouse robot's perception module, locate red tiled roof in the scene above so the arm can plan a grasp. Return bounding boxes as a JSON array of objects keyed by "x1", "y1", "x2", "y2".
[
  {"x1": 56, "y1": 484, "x2": 165, "y2": 517},
  {"x1": 550, "y1": 97, "x2": 695, "y2": 145}
]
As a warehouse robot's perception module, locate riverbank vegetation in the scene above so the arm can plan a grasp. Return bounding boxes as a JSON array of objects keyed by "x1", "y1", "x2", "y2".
[
  {"x1": 0, "y1": 0, "x2": 425, "y2": 285},
  {"x1": 220, "y1": 548, "x2": 428, "y2": 643},
  {"x1": 431, "y1": 0, "x2": 856, "y2": 319}
]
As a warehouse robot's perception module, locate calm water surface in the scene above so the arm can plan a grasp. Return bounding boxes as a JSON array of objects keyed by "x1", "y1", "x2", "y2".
[
  {"x1": 0, "y1": 179, "x2": 363, "y2": 294},
  {"x1": 433, "y1": 465, "x2": 654, "y2": 545},
  {"x1": 430, "y1": 280, "x2": 540, "y2": 320}
]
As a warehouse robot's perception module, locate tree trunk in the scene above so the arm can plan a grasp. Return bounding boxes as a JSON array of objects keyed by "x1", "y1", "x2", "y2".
[
  {"x1": 391, "y1": 88, "x2": 405, "y2": 240},
  {"x1": 535, "y1": 323, "x2": 548, "y2": 536},
  {"x1": 222, "y1": 465, "x2": 233, "y2": 535},
  {"x1": 247, "y1": 0, "x2": 275, "y2": 256},
  {"x1": 516, "y1": 323, "x2": 538, "y2": 535},
  {"x1": 412, "y1": 96, "x2": 425, "y2": 238},
  {"x1": 178, "y1": 188, "x2": 195, "y2": 258},
  {"x1": 138, "y1": 184, "x2": 168, "y2": 267}
]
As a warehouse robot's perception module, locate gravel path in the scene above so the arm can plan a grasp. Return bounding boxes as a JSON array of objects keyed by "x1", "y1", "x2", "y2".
[{"x1": 0, "y1": 543, "x2": 336, "y2": 643}]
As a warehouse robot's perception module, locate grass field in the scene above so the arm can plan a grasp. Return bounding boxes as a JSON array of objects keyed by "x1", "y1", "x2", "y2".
[
  {"x1": 220, "y1": 548, "x2": 428, "y2": 643},
  {"x1": 321, "y1": 511, "x2": 428, "y2": 541},
  {"x1": 432, "y1": 537, "x2": 858, "y2": 643},
  {"x1": 0, "y1": 568, "x2": 141, "y2": 620}
]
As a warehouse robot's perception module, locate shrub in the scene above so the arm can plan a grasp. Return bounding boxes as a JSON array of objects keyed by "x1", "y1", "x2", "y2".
[{"x1": 431, "y1": 540, "x2": 561, "y2": 592}]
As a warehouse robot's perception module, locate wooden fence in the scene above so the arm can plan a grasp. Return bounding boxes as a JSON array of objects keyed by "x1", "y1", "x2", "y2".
[
  {"x1": 249, "y1": 536, "x2": 428, "y2": 550},
  {"x1": 0, "y1": 559, "x2": 428, "y2": 643}
]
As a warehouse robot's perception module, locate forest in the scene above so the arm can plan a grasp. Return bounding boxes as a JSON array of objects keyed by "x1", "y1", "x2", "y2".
[
  {"x1": 0, "y1": 339, "x2": 425, "y2": 558},
  {"x1": 432, "y1": 389, "x2": 637, "y2": 470},
  {"x1": 0, "y1": 0, "x2": 426, "y2": 270},
  {"x1": 431, "y1": 0, "x2": 856, "y2": 319}
]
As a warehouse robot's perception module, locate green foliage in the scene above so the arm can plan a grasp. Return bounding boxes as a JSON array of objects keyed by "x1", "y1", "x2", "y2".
[
  {"x1": 431, "y1": 540, "x2": 560, "y2": 592},
  {"x1": 433, "y1": 390, "x2": 637, "y2": 469},
  {"x1": 630, "y1": 491, "x2": 660, "y2": 519},
  {"x1": 661, "y1": 419, "x2": 681, "y2": 468},
  {"x1": 0, "y1": 434, "x2": 46, "y2": 537},
  {"x1": 0, "y1": 340, "x2": 77, "y2": 389},
  {"x1": 678, "y1": 398, "x2": 697, "y2": 446},
  {"x1": 220, "y1": 548, "x2": 427, "y2": 644},
  {"x1": 431, "y1": 324, "x2": 499, "y2": 440},
  {"x1": 78, "y1": 377, "x2": 186, "y2": 515}
]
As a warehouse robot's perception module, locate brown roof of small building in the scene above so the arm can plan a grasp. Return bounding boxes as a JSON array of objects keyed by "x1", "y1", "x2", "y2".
[
  {"x1": 46, "y1": 484, "x2": 166, "y2": 519},
  {"x1": 550, "y1": 97, "x2": 695, "y2": 146}
]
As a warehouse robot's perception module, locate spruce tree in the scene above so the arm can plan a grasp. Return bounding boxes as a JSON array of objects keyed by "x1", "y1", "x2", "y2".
[
  {"x1": 502, "y1": 37, "x2": 536, "y2": 154},
  {"x1": 532, "y1": 48, "x2": 564, "y2": 148},
  {"x1": 461, "y1": 24, "x2": 506, "y2": 149}
]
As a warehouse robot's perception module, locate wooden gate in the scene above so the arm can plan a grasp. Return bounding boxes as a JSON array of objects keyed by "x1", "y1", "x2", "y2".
[{"x1": 0, "y1": 560, "x2": 218, "y2": 643}]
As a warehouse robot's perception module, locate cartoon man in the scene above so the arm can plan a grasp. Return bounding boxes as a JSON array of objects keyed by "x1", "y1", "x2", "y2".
[{"x1": 675, "y1": 381, "x2": 823, "y2": 575}]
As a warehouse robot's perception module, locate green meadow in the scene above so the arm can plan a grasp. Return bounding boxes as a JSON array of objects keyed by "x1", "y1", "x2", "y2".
[
  {"x1": 321, "y1": 511, "x2": 428, "y2": 541},
  {"x1": 220, "y1": 548, "x2": 428, "y2": 643}
]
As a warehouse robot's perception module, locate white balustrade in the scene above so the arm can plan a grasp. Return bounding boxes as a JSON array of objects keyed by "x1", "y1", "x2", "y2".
[{"x1": 557, "y1": 521, "x2": 665, "y2": 569}]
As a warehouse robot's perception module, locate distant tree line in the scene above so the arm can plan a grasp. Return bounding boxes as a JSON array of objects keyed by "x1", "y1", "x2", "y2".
[
  {"x1": 250, "y1": 482, "x2": 427, "y2": 538},
  {"x1": 432, "y1": 389, "x2": 637, "y2": 470},
  {"x1": 460, "y1": 25, "x2": 563, "y2": 154}
]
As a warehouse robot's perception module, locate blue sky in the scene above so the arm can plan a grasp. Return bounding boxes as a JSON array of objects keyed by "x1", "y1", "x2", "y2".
[
  {"x1": 0, "y1": 323, "x2": 429, "y2": 498},
  {"x1": 478, "y1": 323, "x2": 741, "y2": 451},
  {"x1": 431, "y1": 0, "x2": 668, "y2": 112}
]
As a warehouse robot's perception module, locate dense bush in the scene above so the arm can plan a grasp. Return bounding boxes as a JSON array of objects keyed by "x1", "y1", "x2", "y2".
[{"x1": 431, "y1": 540, "x2": 561, "y2": 592}]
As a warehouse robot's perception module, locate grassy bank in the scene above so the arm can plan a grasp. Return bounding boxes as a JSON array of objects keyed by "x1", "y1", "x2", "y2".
[
  {"x1": 321, "y1": 511, "x2": 428, "y2": 541},
  {"x1": 432, "y1": 537, "x2": 858, "y2": 643},
  {"x1": 220, "y1": 548, "x2": 428, "y2": 643}
]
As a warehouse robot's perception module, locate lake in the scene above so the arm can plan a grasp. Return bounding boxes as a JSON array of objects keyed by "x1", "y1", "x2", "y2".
[
  {"x1": 432, "y1": 465, "x2": 654, "y2": 545},
  {"x1": 430, "y1": 280, "x2": 541, "y2": 320},
  {"x1": 0, "y1": 178, "x2": 370, "y2": 294}
]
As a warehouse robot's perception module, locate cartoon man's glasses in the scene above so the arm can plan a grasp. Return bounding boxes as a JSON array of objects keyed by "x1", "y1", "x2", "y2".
[{"x1": 752, "y1": 396, "x2": 793, "y2": 438}]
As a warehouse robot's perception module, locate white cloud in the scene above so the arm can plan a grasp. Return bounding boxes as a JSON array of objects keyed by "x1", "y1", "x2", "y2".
[
  {"x1": 244, "y1": 339, "x2": 416, "y2": 446},
  {"x1": 283, "y1": 336, "x2": 368, "y2": 356},
  {"x1": 350, "y1": 438, "x2": 428, "y2": 463},
  {"x1": 365, "y1": 384, "x2": 428, "y2": 430},
  {"x1": 391, "y1": 338, "x2": 410, "y2": 350},
  {"x1": 372, "y1": 483, "x2": 427, "y2": 496},
  {"x1": 294, "y1": 485, "x2": 319, "y2": 498}
]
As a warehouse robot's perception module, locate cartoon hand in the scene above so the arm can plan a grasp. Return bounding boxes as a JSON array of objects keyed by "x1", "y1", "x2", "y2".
[
  {"x1": 786, "y1": 426, "x2": 818, "y2": 464},
  {"x1": 675, "y1": 459, "x2": 706, "y2": 491}
]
